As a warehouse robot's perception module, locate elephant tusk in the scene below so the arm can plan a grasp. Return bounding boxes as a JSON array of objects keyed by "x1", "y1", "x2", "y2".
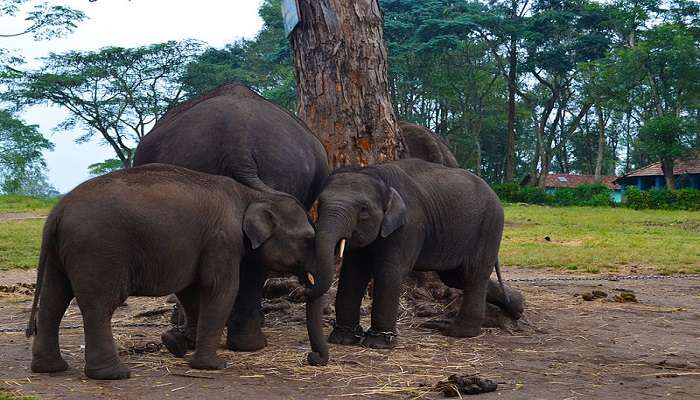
[
  {"x1": 306, "y1": 272, "x2": 316, "y2": 286},
  {"x1": 338, "y1": 238, "x2": 346, "y2": 259}
]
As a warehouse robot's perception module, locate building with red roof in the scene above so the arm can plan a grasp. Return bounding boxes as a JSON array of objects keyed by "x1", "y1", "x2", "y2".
[{"x1": 614, "y1": 157, "x2": 700, "y2": 191}]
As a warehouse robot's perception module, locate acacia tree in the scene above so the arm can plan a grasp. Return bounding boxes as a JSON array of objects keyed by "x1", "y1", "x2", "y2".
[
  {"x1": 5, "y1": 40, "x2": 202, "y2": 168},
  {"x1": 288, "y1": 0, "x2": 402, "y2": 168},
  {"x1": 0, "y1": 0, "x2": 85, "y2": 194}
]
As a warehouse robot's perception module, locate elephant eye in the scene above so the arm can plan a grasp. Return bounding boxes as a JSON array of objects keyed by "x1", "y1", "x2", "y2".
[{"x1": 359, "y1": 204, "x2": 370, "y2": 218}]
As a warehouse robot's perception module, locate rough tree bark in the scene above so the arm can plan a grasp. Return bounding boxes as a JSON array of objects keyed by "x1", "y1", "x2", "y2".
[{"x1": 289, "y1": 0, "x2": 401, "y2": 168}]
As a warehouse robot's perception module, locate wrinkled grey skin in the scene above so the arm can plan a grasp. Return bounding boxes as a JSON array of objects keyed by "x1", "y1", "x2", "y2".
[
  {"x1": 133, "y1": 83, "x2": 330, "y2": 352},
  {"x1": 26, "y1": 164, "x2": 328, "y2": 380},
  {"x1": 398, "y1": 122, "x2": 522, "y2": 318},
  {"x1": 316, "y1": 159, "x2": 504, "y2": 348},
  {"x1": 398, "y1": 121, "x2": 458, "y2": 167}
]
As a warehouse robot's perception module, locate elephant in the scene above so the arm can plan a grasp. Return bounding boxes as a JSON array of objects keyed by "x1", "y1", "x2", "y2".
[
  {"x1": 398, "y1": 121, "x2": 458, "y2": 168},
  {"x1": 26, "y1": 164, "x2": 329, "y2": 380},
  {"x1": 315, "y1": 158, "x2": 505, "y2": 348},
  {"x1": 398, "y1": 122, "x2": 523, "y2": 319},
  {"x1": 133, "y1": 83, "x2": 330, "y2": 352}
]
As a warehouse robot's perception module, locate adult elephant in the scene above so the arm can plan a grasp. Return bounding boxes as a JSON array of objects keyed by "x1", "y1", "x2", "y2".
[
  {"x1": 398, "y1": 121, "x2": 458, "y2": 168},
  {"x1": 133, "y1": 83, "x2": 330, "y2": 352}
]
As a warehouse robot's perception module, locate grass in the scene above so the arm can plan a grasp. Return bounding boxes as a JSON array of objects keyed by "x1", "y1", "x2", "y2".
[
  {"x1": 0, "y1": 195, "x2": 58, "y2": 214},
  {"x1": 501, "y1": 204, "x2": 700, "y2": 274},
  {"x1": 0, "y1": 198, "x2": 698, "y2": 273},
  {"x1": 0, "y1": 390, "x2": 37, "y2": 400},
  {"x1": 0, "y1": 219, "x2": 45, "y2": 270}
]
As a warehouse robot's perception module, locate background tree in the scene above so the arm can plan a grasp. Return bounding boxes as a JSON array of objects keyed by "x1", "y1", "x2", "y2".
[
  {"x1": 0, "y1": 0, "x2": 85, "y2": 195},
  {"x1": 0, "y1": 110, "x2": 54, "y2": 194},
  {"x1": 5, "y1": 40, "x2": 203, "y2": 168}
]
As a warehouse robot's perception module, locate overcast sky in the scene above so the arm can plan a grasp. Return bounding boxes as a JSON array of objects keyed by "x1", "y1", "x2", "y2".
[{"x1": 4, "y1": 0, "x2": 265, "y2": 192}]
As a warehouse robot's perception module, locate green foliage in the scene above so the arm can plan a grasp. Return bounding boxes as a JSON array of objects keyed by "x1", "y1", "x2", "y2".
[
  {"x1": 0, "y1": 0, "x2": 86, "y2": 40},
  {"x1": 0, "y1": 110, "x2": 54, "y2": 195},
  {"x1": 637, "y1": 115, "x2": 695, "y2": 166},
  {"x1": 88, "y1": 158, "x2": 123, "y2": 176},
  {"x1": 623, "y1": 187, "x2": 700, "y2": 210},
  {"x1": 4, "y1": 41, "x2": 203, "y2": 167},
  {"x1": 493, "y1": 182, "x2": 521, "y2": 202},
  {"x1": 180, "y1": 0, "x2": 296, "y2": 110},
  {"x1": 494, "y1": 182, "x2": 614, "y2": 207}
]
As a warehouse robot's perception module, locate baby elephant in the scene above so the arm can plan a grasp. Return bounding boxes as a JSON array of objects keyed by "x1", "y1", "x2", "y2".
[
  {"x1": 315, "y1": 158, "x2": 505, "y2": 348},
  {"x1": 26, "y1": 164, "x2": 328, "y2": 380}
]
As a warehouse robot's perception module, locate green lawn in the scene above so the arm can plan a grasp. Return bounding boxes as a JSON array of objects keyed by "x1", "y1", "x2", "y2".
[
  {"x1": 501, "y1": 204, "x2": 700, "y2": 274},
  {"x1": 0, "y1": 195, "x2": 58, "y2": 214},
  {"x1": 0, "y1": 200, "x2": 698, "y2": 273}
]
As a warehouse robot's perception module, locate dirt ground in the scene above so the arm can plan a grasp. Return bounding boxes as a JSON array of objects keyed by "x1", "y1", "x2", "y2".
[{"x1": 1, "y1": 267, "x2": 698, "y2": 400}]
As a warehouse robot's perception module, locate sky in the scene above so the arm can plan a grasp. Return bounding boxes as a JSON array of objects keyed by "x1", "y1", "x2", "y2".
[{"x1": 3, "y1": 0, "x2": 265, "y2": 192}]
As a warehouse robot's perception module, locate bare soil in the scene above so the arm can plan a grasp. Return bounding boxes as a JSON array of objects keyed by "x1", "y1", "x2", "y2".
[
  {"x1": 1, "y1": 267, "x2": 698, "y2": 399},
  {"x1": 0, "y1": 212, "x2": 44, "y2": 221}
]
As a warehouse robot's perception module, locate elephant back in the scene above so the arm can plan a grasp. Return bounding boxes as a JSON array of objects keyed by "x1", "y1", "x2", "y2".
[{"x1": 398, "y1": 122, "x2": 458, "y2": 168}]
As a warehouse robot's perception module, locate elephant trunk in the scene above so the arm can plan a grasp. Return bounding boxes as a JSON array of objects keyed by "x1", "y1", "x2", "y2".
[{"x1": 305, "y1": 295, "x2": 329, "y2": 366}]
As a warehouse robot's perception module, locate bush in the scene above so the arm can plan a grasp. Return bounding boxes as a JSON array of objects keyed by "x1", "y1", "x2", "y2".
[
  {"x1": 492, "y1": 182, "x2": 520, "y2": 203},
  {"x1": 676, "y1": 189, "x2": 700, "y2": 211},
  {"x1": 623, "y1": 187, "x2": 700, "y2": 210},
  {"x1": 518, "y1": 186, "x2": 550, "y2": 204}
]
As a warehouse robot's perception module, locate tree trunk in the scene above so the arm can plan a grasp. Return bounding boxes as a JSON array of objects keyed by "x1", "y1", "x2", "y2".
[
  {"x1": 661, "y1": 159, "x2": 676, "y2": 190},
  {"x1": 289, "y1": 0, "x2": 401, "y2": 168},
  {"x1": 594, "y1": 106, "x2": 606, "y2": 181},
  {"x1": 504, "y1": 33, "x2": 517, "y2": 182}
]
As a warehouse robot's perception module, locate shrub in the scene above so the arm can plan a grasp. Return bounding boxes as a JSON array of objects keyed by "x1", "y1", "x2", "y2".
[
  {"x1": 623, "y1": 187, "x2": 700, "y2": 210},
  {"x1": 623, "y1": 186, "x2": 647, "y2": 209},
  {"x1": 518, "y1": 186, "x2": 550, "y2": 204},
  {"x1": 492, "y1": 182, "x2": 520, "y2": 203},
  {"x1": 676, "y1": 189, "x2": 700, "y2": 211}
]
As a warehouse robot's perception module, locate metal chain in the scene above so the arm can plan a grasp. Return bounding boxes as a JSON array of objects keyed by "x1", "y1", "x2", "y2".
[
  {"x1": 0, "y1": 321, "x2": 171, "y2": 334},
  {"x1": 504, "y1": 273, "x2": 700, "y2": 283}
]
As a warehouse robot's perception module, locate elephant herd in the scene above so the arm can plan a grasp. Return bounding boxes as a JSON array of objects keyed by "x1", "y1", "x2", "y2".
[{"x1": 25, "y1": 83, "x2": 519, "y2": 380}]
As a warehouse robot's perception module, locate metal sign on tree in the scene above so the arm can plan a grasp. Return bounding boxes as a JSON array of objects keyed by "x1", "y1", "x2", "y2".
[{"x1": 281, "y1": 0, "x2": 300, "y2": 37}]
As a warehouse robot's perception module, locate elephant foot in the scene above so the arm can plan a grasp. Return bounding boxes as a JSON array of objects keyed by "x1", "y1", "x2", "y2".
[
  {"x1": 31, "y1": 355, "x2": 69, "y2": 373},
  {"x1": 227, "y1": 318, "x2": 267, "y2": 351},
  {"x1": 226, "y1": 332, "x2": 267, "y2": 352},
  {"x1": 328, "y1": 324, "x2": 364, "y2": 346},
  {"x1": 85, "y1": 360, "x2": 131, "y2": 380},
  {"x1": 162, "y1": 329, "x2": 195, "y2": 358},
  {"x1": 361, "y1": 329, "x2": 397, "y2": 349},
  {"x1": 189, "y1": 353, "x2": 226, "y2": 370},
  {"x1": 444, "y1": 320, "x2": 481, "y2": 338}
]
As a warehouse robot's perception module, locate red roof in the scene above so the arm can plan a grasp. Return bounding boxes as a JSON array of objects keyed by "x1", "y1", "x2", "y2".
[
  {"x1": 619, "y1": 157, "x2": 700, "y2": 178},
  {"x1": 545, "y1": 174, "x2": 620, "y2": 190}
]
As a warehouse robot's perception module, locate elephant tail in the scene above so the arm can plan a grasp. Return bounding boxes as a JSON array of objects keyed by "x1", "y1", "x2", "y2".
[
  {"x1": 494, "y1": 259, "x2": 510, "y2": 304},
  {"x1": 26, "y1": 214, "x2": 59, "y2": 338}
]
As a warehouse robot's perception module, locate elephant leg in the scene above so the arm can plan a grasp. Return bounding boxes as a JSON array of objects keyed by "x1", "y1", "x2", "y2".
[
  {"x1": 445, "y1": 262, "x2": 491, "y2": 338},
  {"x1": 486, "y1": 279, "x2": 525, "y2": 320},
  {"x1": 78, "y1": 292, "x2": 130, "y2": 380},
  {"x1": 363, "y1": 263, "x2": 405, "y2": 349},
  {"x1": 226, "y1": 259, "x2": 267, "y2": 352},
  {"x1": 31, "y1": 266, "x2": 73, "y2": 373},
  {"x1": 162, "y1": 286, "x2": 199, "y2": 358},
  {"x1": 189, "y1": 282, "x2": 238, "y2": 370},
  {"x1": 328, "y1": 256, "x2": 371, "y2": 346}
]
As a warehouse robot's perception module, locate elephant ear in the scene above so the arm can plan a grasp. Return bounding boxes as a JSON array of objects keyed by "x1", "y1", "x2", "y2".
[
  {"x1": 243, "y1": 203, "x2": 275, "y2": 249},
  {"x1": 381, "y1": 187, "x2": 407, "y2": 238}
]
